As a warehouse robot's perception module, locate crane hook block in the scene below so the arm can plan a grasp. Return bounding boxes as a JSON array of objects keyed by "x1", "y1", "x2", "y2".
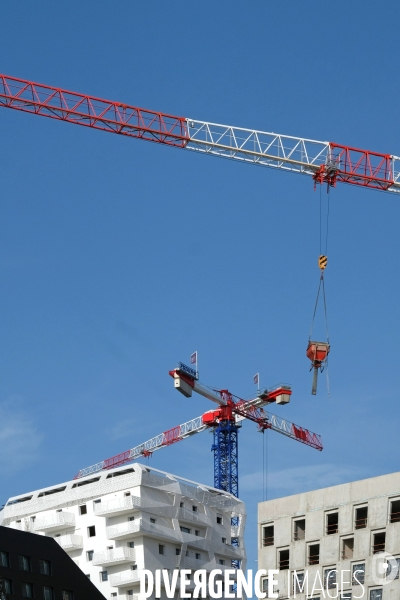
[{"x1": 318, "y1": 255, "x2": 328, "y2": 270}]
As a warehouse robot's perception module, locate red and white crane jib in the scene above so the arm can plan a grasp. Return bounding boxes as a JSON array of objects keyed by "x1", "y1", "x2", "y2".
[
  {"x1": 74, "y1": 368, "x2": 322, "y2": 479},
  {"x1": 231, "y1": 403, "x2": 323, "y2": 451},
  {"x1": 186, "y1": 120, "x2": 400, "y2": 193},
  {"x1": 170, "y1": 362, "x2": 291, "y2": 408},
  {"x1": 170, "y1": 364, "x2": 322, "y2": 451},
  {"x1": 1, "y1": 74, "x2": 399, "y2": 193},
  {"x1": 74, "y1": 405, "x2": 322, "y2": 480},
  {"x1": 73, "y1": 414, "x2": 207, "y2": 480}
]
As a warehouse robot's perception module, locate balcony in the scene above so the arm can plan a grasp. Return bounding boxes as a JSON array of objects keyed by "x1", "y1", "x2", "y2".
[
  {"x1": 180, "y1": 531, "x2": 209, "y2": 550},
  {"x1": 178, "y1": 556, "x2": 237, "y2": 573},
  {"x1": 213, "y1": 541, "x2": 245, "y2": 559},
  {"x1": 107, "y1": 518, "x2": 180, "y2": 542},
  {"x1": 34, "y1": 512, "x2": 75, "y2": 532},
  {"x1": 93, "y1": 547, "x2": 136, "y2": 567},
  {"x1": 178, "y1": 508, "x2": 210, "y2": 526},
  {"x1": 55, "y1": 534, "x2": 83, "y2": 551},
  {"x1": 176, "y1": 555, "x2": 204, "y2": 571},
  {"x1": 95, "y1": 496, "x2": 141, "y2": 517},
  {"x1": 109, "y1": 570, "x2": 140, "y2": 588},
  {"x1": 95, "y1": 495, "x2": 177, "y2": 519},
  {"x1": 231, "y1": 525, "x2": 242, "y2": 538}
]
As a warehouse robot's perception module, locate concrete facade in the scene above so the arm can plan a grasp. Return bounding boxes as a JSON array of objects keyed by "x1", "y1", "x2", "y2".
[
  {"x1": 258, "y1": 472, "x2": 400, "y2": 600},
  {"x1": 2, "y1": 462, "x2": 246, "y2": 599}
]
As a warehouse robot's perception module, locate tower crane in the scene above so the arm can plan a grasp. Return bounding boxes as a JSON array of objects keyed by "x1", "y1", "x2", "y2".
[
  {"x1": 74, "y1": 362, "x2": 322, "y2": 500},
  {"x1": 1, "y1": 75, "x2": 328, "y2": 483},
  {"x1": 0, "y1": 74, "x2": 399, "y2": 193}
]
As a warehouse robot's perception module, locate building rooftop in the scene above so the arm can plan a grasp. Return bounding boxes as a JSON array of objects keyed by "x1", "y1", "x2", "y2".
[{"x1": 3, "y1": 462, "x2": 244, "y2": 525}]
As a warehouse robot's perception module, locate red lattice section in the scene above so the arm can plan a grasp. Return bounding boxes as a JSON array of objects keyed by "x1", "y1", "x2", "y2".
[
  {"x1": 314, "y1": 143, "x2": 394, "y2": 191},
  {"x1": 0, "y1": 74, "x2": 189, "y2": 147}
]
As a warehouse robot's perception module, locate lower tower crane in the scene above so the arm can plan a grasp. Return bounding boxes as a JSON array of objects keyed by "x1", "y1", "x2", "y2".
[
  {"x1": 73, "y1": 361, "x2": 323, "y2": 570},
  {"x1": 74, "y1": 361, "x2": 322, "y2": 499}
]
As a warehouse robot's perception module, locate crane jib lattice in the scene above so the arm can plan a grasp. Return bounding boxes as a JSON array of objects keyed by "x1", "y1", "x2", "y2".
[{"x1": 1, "y1": 74, "x2": 400, "y2": 192}]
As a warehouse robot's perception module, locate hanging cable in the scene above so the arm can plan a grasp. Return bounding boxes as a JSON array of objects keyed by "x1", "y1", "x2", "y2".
[
  {"x1": 309, "y1": 275, "x2": 323, "y2": 341},
  {"x1": 325, "y1": 186, "x2": 330, "y2": 256},
  {"x1": 307, "y1": 184, "x2": 331, "y2": 395},
  {"x1": 264, "y1": 430, "x2": 268, "y2": 501},
  {"x1": 321, "y1": 274, "x2": 330, "y2": 343},
  {"x1": 262, "y1": 432, "x2": 265, "y2": 502},
  {"x1": 319, "y1": 183, "x2": 322, "y2": 256}
]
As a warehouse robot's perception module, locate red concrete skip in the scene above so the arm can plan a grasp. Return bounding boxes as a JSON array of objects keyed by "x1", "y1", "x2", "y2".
[{"x1": 306, "y1": 341, "x2": 330, "y2": 364}]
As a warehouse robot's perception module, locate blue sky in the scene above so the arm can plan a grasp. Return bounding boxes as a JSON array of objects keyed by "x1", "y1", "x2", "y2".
[{"x1": 1, "y1": 0, "x2": 400, "y2": 576}]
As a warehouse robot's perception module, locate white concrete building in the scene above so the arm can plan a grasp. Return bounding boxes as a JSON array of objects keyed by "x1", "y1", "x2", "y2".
[
  {"x1": 2, "y1": 462, "x2": 246, "y2": 599},
  {"x1": 258, "y1": 471, "x2": 400, "y2": 600}
]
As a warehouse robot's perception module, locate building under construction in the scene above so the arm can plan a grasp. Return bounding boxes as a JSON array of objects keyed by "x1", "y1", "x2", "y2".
[
  {"x1": 2, "y1": 462, "x2": 246, "y2": 598},
  {"x1": 258, "y1": 471, "x2": 400, "y2": 599}
]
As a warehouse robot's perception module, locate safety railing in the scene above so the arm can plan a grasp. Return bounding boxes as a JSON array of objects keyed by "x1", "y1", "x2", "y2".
[
  {"x1": 354, "y1": 516, "x2": 368, "y2": 529},
  {"x1": 279, "y1": 559, "x2": 289, "y2": 570},
  {"x1": 372, "y1": 541, "x2": 386, "y2": 554},
  {"x1": 326, "y1": 522, "x2": 338, "y2": 535},
  {"x1": 93, "y1": 547, "x2": 135, "y2": 566},
  {"x1": 34, "y1": 512, "x2": 75, "y2": 532},
  {"x1": 55, "y1": 534, "x2": 83, "y2": 551},
  {"x1": 390, "y1": 510, "x2": 400, "y2": 523},
  {"x1": 262, "y1": 535, "x2": 274, "y2": 547}
]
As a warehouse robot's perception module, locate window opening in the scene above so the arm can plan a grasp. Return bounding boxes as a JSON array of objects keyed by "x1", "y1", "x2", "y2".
[
  {"x1": 372, "y1": 532, "x2": 386, "y2": 554},
  {"x1": 342, "y1": 538, "x2": 354, "y2": 559},
  {"x1": 263, "y1": 525, "x2": 274, "y2": 547},
  {"x1": 279, "y1": 549, "x2": 289, "y2": 570},
  {"x1": 326, "y1": 512, "x2": 338, "y2": 534},
  {"x1": 355, "y1": 506, "x2": 368, "y2": 529},
  {"x1": 390, "y1": 499, "x2": 400, "y2": 523},
  {"x1": 294, "y1": 519, "x2": 305, "y2": 540},
  {"x1": 308, "y1": 543, "x2": 319, "y2": 565}
]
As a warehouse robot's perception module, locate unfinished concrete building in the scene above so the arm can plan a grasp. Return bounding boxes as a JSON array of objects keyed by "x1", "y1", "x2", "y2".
[{"x1": 258, "y1": 471, "x2": 400, "y2": 600}]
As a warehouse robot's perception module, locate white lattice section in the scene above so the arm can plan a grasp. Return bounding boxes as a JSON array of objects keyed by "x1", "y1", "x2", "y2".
[
  {"x1": 77, "y1": 415, "x2": 207, "y2": 478},
  {"x1": 186, "y1": 120, "x2": 400, "y2": 194},
  {"x1": 390, "y1": 155, "x2": 400, "y2": 187},
  {"x1": 186, "y1": 119, "x2": 329, "y2": 176}
]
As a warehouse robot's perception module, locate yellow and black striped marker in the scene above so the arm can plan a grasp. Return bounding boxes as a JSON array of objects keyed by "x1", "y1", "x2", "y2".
[{"x1": 318, "y1": 255, "x2": 328, "y2": 270}]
